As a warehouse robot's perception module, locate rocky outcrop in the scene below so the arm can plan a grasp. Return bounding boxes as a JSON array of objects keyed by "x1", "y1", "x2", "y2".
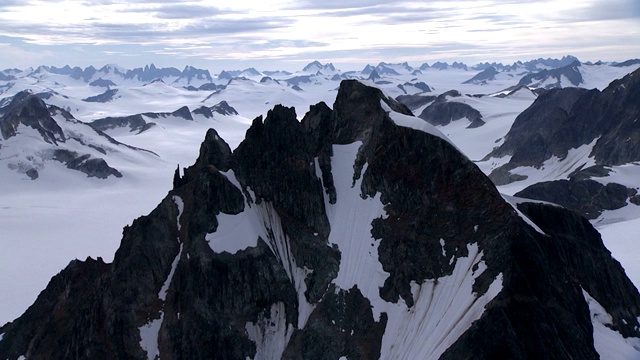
[
  {"x1": 487, "y1": 87, "x2": 588, "y2": 168},
  {"x1": 53, "y1": 149, "x2": 123, "y2": 179},
  {"x1": 518, "y1": 60, "x2": 583, "y2": 88},
  {"x1": 0, "y1": 91, "x2": 65, "y2": 143},
  {"x1": 1, "y1": 80, "x2": 639, "y2": 359},
  {"x1": 515, "y1": 178, "x2": 637, "y2": 219},
  {"x1": 83, "y1": 89, "x2": 119, "y2": 103},
  {"x1": 90, "y1": 114, "x2": 155, "y2": 134},
  {"x1": 417, "y1": 90, "x2": 484, "y2": 128},
  {"x1": 89, "y1": 78, "x2": 118, "y2": 88},
  {"x1": 395, "y1": 94, "x2": 437, "y2": 112},
  {"x1": 462, "y1": 66, "x2": 498, "y2": 85},
  {"x1": 210, "y1": 100, "x2": 239, "y2": 116},
  {"x1": 0, "y1": 91, "x2": 147, "y2": 179},
  {"x1": 487, "y1": 67, "x2": 640, "y2": 184}
]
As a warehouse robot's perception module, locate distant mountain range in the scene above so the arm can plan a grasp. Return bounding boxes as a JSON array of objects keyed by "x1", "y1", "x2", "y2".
[
  {"x1": 2, "y1": 55, "x2": 640, "y2": 348},
  {"x1": 2, "y1": 79, "x2": 639, "y2": 359}
]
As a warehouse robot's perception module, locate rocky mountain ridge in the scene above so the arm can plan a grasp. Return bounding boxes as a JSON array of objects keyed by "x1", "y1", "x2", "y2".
[
  {"x1": 1, "y1": 80, "x2": 639, "y2": 359},
  {"x1": 0, "y1": 90, "x2": 153, "y2": 179},
  {"x1": 485, "y1": 67, "x2": 640, "y2": 218}
]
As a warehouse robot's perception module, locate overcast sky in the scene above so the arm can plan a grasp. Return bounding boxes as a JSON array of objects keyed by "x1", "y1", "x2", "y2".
[{"x1": 0, "y1": 0, "x2": 639, "y2": 72}]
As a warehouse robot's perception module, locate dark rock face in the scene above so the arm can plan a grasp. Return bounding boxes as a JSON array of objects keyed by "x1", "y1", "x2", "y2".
[
  {"x1": 70, "y1": 66, "x2": 97, "y2": 83},
  {"x1": 488, "y1": 67, "x2": 640, "y2": 186},
  {"x1": 518, "y1": 60, "x2": 583, "y2": 88},
  {"x1": 417, "y1": 91, "x2": 484, "y2": 128},
  {"x1": 90, "y1": 114, "x2": 155, "y2": 134},
  {"x1": 53, "y1": 149, "x2": 123, "y2": 179},
  {"x1": 1, "y1": 80, "x2": 640, "y2": 360},
  {"x1": 171, "y1": 106, "x2": 193, "y2": 120},
  {"x1": 124, "y1": 64, "x2": 182, "y2": 82},
  {"x1": 395, "y1": 93, "x2": 437, "y2": 112},
  {"x1": 0, "y1": 91, "x2": 65, "y2": 143},
  {"x1": 83, "y1": 89, "x2": 119, "y2": 103},
  {"x1": 515, "y1": 179, "x2": 636, "y2": 219},
  {"x1": 462, "y1": 66, "x2": 498, "y2": 85},
  {"x1": 210, "y1": 101, "x2": 238, "y2": 116},
  {"x1": 89, "y1": 78, "x2": 117, "y2": 88}
]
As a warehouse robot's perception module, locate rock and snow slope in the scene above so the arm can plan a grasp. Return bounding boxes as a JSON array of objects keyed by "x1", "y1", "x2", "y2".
[{"x1": 1, "y1": 80, "x2": 639, "y2": 359}]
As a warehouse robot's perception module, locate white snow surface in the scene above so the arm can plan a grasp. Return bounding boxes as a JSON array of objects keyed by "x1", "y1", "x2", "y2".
[
  {"x1": 582, "y1": 289, "x2": 640, "y2": 359},
  {"x1": 501, "y1": 195, "x2": 547, "y2": 235},
  {"x1": 172, "y1": 195, "x2": 184, "y2": 232},
  {"x1": 597, "y1": 218, "x2": 640, "y2": 290},
  {"x1": 381, "y1": 100, "x2": 458, "y2": 149},
  {"x1": 159, "y1": 243, "x2": 182, "y2": 302},
  {"x1": 139, "y1": 313, "x2": 163, "y2": 360},
  {"x1": 245, "y1": 302, "x2": 295, "y2": 360},
  {"x1": 205, "y1": 171, "x2": 260, "y2": 254}
]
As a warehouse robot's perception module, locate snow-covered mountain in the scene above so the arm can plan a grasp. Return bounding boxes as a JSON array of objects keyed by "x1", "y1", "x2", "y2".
[
  {"x1": 2, "y1": 80, "x2": 639, "y2": 359},
  {"x1": 0, "y1": 90, "x2": 155, "y2": 180},
  {"x1": 2, "y1": 56, "x2": 640, "y2": 346},
  {"x1": 481, "y1": 67, "x2": 640, "y2": 221}
]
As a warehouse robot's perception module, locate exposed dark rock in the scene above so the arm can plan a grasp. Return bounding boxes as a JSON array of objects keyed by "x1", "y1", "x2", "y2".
[
  {"x1": 285, "y1": 75, "x2": 314, "y2": 87},
  {"x1": 417, "y1": 90, "x2": 484, "y2": 127},
  {"x1": 210, "y1": 101, "x2": 238, "y2": 116},
  {"x1": 301, "y1": 101, "x2": 336, "y2": 203},
  {"x1": 518, "y1": 60, "x2": 583, "y2": 88},
  {"x1": 25, "y1": 168, "x2": 38, "y2": 180},
  {"x1": 171, "y1": 106, "x2": 193, "y2": 120},
  {"x1": 175, "y1": 66, "x2": 213, "y2": 84},
  {"x1": 486, "y1": 87, "x2": 588, "y2": 164},
  {"x1": 83, "y1": 89, "x2": 119, "y2": 103},
  {"x1": 431, "y1": 61, "x2": 449, "y2": 70},
  {"x1": 124, "y1": 64, "x2": 181, "y2": 82},
  {"x1": 613, "y1": 59, "x2": 640, "y2": 67},
  {"x1": 487, "y1": 67, "x2": 640, "y2": 184},
  {"x1": 487, "y1": 165, "x2": 528, "y2": 185},
  {"x1": 193, "y1": 100, "x2": 238, "y2": 119},
  {"x1": 412, "y1": 81, "x2": 431, "y2": 92},
  {"x1": 395, "y1": 94, "x2": 437, "y2": 112},
  {"x1": 192, "y1": 106, "x2": 213, "y2": 118},
  {"x1": 90, "y1": 114, "x2": 155, "y2": 134},
  {"x1": 462, "y1": 66, "x2": 499, "y2": 84},
  {"x1": 89, "y1": 78, "x2": 117, "y2": 88},
  {"x1": 283, "y1": 286, "x2": 386, "y2": 359},
  {"x1": 198, "y1": 83, "x2": 224, "y2": 91},
  {"x1": 53, "y1": 149, "x2": 123, "y2": 178},
  {"x1": 569, "y1": 165, "x2": 612, "y2": 181},
  {"x1": 515, "y1": 179, "x2": 636, "y2": 219},
  {"x1": 0, "y1": 91, "x2": 65, "y2": 143},
  {"x1": 442, "y1": 200, "x2": 639, "y2": 359},
  {"x1": 70, "y1": 66, "x2": 97, "y2": 83},
  {"x1": 367, "y1": 69, "x2": 381, "y2": 82}
]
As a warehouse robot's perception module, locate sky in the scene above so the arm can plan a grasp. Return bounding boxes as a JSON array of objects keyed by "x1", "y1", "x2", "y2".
[{"x1": 0, "y1": 0, "x2": 639, "y2": 72}]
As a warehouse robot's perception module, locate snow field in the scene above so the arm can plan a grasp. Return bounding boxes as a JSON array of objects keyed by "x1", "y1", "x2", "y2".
[{"x1": 582, "y1": 289, "x2": 640, "y2": 359}]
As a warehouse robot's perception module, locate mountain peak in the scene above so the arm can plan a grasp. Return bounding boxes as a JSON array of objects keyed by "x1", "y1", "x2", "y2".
[{"x1": 1, "y1": 79, "x2": 640, "y2": 359}]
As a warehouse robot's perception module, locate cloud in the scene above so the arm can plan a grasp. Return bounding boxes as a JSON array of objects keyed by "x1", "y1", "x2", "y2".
[
  {"x1": 124, "y1": 3, "x2": 224, "y2": 20},
  {"x1": 0, "y1": 0, "x2": 638, "y2": 70}
]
